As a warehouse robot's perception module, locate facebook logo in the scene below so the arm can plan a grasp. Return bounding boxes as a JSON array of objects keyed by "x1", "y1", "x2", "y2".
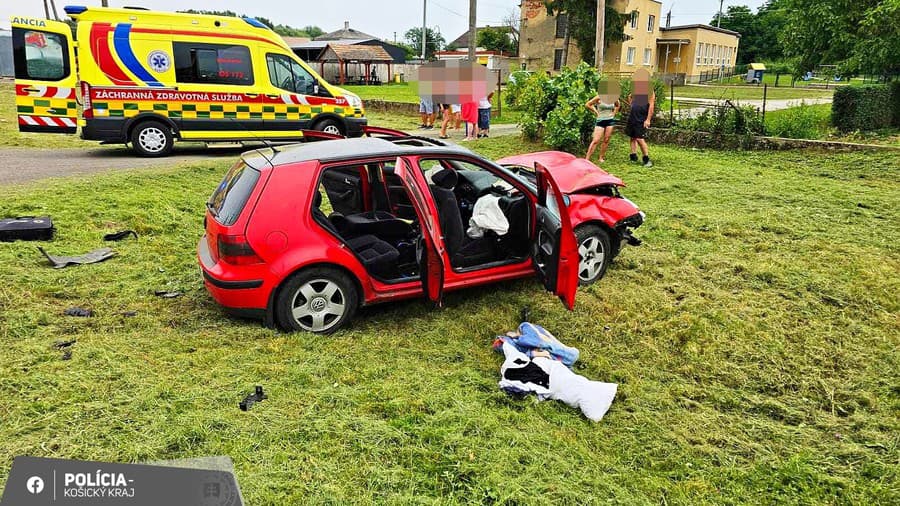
[{"x1": 26, "y1": 476, "x2": 44, "y2": 494}]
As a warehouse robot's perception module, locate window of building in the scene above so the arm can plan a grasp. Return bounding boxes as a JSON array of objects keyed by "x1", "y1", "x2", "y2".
[
  {"x1": 174, "y1": 42, "x2": 253, "y2": 85},
  {"x1": 630, "y1": 11, "x2": 638, "y2": 29},
  {"x1": 626, "y1": 47, "x2": 635, "y2": 65},
  {"x1": 555, "y1": 13, "x2": 568, "y2": 38},
  {"x1": 643, "y1": 48, "x2": 652, "y2": 66},
  {"x1": 553, "y1": 48, "x2": 564, "y2": 71},
  {"x1": 704, "y1": 44, "x2": 710, "y2": 64},
  {"x1": 695, "y1": 43, "x2": 702, "y2": 64},
  {"x1": 647, "y1": 14, "x2": 655, "y2": 32}
]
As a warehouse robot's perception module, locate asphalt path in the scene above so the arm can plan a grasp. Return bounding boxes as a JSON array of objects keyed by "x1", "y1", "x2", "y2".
[{"x1": 0, "y1": 145, "x2": 246, "y2": 186}]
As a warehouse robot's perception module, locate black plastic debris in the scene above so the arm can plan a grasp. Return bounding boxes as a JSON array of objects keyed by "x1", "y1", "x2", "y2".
[
  {"x1": 239, "y1": 386, "x2": 267, "y2": 411},
  {"x1": 53, "y1": 339, "x2": 76, "y2": 349},
  {"x1": 61, "y1": 350, "x2": 72, "y2": 361},
  {"x1": 39, "y1": 246, "x2": 116, "y2": 269},
  {"x1": 0, "y1": 216, "x2": 55, "y2": 242},
  {"x1": 64, "y1": 307, "x2": 93, "y2": 317},
  {"x1": 122, "y1": 311, "x2": 138, "y2": 317},
  {"x1": 103, "y1": 230, "x2": 138, "y2": 241},
  {"x1": 154, "y1": 290, "x2": 183, "y2": 298},
  {"x1": 520, "y1": 306, "x2": 531, "y2": 323}
]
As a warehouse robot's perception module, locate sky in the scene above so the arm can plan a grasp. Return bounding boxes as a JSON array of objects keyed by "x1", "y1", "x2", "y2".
[{"x1": 3, "y1": 1, "x2": 768, "y2": 38}]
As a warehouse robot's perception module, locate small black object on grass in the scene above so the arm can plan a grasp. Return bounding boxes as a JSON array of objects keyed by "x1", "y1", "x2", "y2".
[
  {"x1": 61, "y1": 350, "x2": 72, "y2": 360},
  {"x1": 53, "y1": 339, "x2": 76, "y2": 349},
  {"x1": 239, "y1": 386, "x2": 267, "y2": 411},
  {"x1": 103, "y1": 230, "x2": 138, "y2": 241},
  {"x1": 520, "y1": 306, "x2": 531, "y2": 323},
  {"x1": 154, "y1": 290, "x2": 183, "y2": 298},
  {"x1": 64, "y1": 307, "x2": 93, "y2": 317}
]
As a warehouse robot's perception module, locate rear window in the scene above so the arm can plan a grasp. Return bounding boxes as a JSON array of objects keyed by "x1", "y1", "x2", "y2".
[{"x1": 208, "y1": 162, "x2": 260, "y2": 225}]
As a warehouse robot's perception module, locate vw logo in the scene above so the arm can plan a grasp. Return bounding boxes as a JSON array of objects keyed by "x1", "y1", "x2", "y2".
[{"x1": 310, "y1": 297, "x2": 327, "y2": 312}]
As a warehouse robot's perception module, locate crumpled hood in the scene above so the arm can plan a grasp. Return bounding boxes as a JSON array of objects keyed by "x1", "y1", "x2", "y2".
[{"x1": 497, "y1": 151, "x2": 624, "y2": 192}]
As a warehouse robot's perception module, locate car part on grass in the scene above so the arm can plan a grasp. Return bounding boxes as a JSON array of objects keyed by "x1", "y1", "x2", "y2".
[
  {"x1": 154, "y1": 290, "x2": 183, "y2": 298},
  {"x1": 38, "y1": 246, "x2": 116, "y2": 269},
  {"x1": 103, "y1": 230, "x2": 138, "y2": 241},
  {"x1": 63, "y1": 307, "x2": 93, "y2": 317},
  {"x1": 61, "y1": 350, "x2": 73, "y2": 360},
  {"x1": 53, "y1": 339, "x2": 76, "y2": 349},
  {"x1": 0, "y1": 216, "x2": 55, "y2": 242},
  {"x1": 122, "y1": 311, "x2": 138, "y2": 317},
  {"x1": 239, "y1": 386, "x2": 267, "y2": 411}
]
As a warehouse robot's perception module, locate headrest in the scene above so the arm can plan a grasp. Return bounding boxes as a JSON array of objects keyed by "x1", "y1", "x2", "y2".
[
  {"x1": 313, "y1": 191, "x2": 322, "y2": 208},
  {"x1": 431, "y1": 168, "x2": 458, "y2": 190}
]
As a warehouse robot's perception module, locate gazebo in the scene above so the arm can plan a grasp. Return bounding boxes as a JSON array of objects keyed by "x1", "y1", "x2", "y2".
[{"x1": 316, "y1": 44, "x2": 394, "y2": 85}]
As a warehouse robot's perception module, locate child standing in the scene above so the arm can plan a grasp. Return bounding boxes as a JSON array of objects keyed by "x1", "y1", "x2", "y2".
[{"x1": 477, "y1": 92, "x2": 494, "y2": 138}]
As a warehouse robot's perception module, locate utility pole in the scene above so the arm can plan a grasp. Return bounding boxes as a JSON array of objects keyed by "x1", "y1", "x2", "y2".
[
  {"x1": 101, "y1": 0, "x2": 109, "y2": 6},
  {"x1": 468, "y1": 0, "x2": 477, "y2": 61},
  {"x1": 717, "y1": 0, "x2": 723, "y2": 28},
  {"x1": 421, "y1": 0, "x2": 427, "y2": 60},
  {"x1": 49, "y1": 0, "x2": 59, "y2": 21},
  {"x1": 595, "y1": 0, "x2": 605, "y2": 69},
  {"x1": 42, "y1": 0, "x2": 50, "y2": 19}
]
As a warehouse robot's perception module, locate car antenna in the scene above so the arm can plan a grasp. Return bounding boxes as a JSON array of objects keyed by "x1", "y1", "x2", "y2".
[{"x1": 226, "y1": 117, "x2": 279, "y2": 166}]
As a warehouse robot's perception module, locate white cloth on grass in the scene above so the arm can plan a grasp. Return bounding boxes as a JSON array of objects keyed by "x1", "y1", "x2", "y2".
[
  {"x1": 467, "y1": 194, "x2": 508, "y2": 239},
  {"x1": 499, "y1": 342, "x2": 617, "y2": 422}
]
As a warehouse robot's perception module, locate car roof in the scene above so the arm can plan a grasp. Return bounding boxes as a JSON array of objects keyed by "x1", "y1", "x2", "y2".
[{"x1": 241, "y1": 137, "x2": 479, "y2": 169}]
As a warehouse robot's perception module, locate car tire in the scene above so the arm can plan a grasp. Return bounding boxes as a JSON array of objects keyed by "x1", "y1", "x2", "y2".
[
  {"x1": 130, "y1": 120, "x2": 174, "y2": 157},
  {"x1": 313, "y1": 118, "x2": 345, "y2": 137},
  {"x1": 275, "y1": 267, "x2": 358, "y2": 334},
  {"x1": 575, "y1": 224, "x2": 612, "y2": 286}
]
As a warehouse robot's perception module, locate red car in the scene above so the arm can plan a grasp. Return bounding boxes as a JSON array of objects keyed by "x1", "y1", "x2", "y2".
[{"x1": 198, "y1": 130, "x2": 642, "y2": 333}]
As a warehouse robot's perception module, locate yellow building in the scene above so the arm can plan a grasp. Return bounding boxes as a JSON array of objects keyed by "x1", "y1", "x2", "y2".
[
  {"x1": 519, "y1": 0, "x2": 663, "y2": 74},
  {"x1": 518, "y1": 0, "x2": 740, "y2": 81},
  {"x1": 657, "y1": 24, "x2": 741, "y2": 83}
]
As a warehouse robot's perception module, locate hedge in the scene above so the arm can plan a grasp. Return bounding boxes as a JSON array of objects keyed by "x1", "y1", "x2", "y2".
[
  {"x1": 831, "y1": 84, "x2": 894, "y2": 132},
  {"x1": 890, "y1": 81, "x2": 900, "y2": 127}
]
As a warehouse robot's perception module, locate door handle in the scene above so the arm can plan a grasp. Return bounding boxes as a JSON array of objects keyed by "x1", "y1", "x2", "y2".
[
  {"x1": 23, "y1": 87, "x2": 40, "y2": 93},
  {"x1": 266, "y1": 94, "x2": 280, "y2": 99},
  {"x1": 245, "y1": 93, "x2": 259, "y2": 98}
]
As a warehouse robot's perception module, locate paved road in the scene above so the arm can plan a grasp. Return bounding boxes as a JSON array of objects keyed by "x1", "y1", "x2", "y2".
[
  {"x1": 0, "y1": 145, "x2": 248, "y2": 186},
  {"x1": 0, "y1": 125, "x2": 523, "y2": 186}
]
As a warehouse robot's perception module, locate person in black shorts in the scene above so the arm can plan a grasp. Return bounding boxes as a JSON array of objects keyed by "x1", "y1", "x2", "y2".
[
  {"x1": 625, "y1": 69, "x2": 655, "y2": 167},
  {"x1": 585, "y1": 79, "x2": 620, "y2": 163}
]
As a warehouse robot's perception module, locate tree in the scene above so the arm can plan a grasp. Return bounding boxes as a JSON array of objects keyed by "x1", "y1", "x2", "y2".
[
  {"x1": 780, "y1": 0, "x2": 900, "y2": 77},
  {"x1": 502, "y1": 8, "x2": 521, "y2": 54},
  {"x1": 711, "y1": 2, "x2": 786, "y2": 65},
  {"x1": 543, "y1": 0, "x2": 628, "y2": 67},
  {"x1": 303, "y1": 25, "x2": 324, "y2": 38},
  {"x1": 476, "y1": 27, "x2": 516, "y2": 54},
  {"x1": 404, "y1": 27, "x2": 445, "y2": 59}
]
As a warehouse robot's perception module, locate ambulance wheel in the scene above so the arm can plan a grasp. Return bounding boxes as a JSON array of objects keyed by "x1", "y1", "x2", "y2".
[
  {"x1": 314, "y1": 118, "x2": 344, "y2": 137},
  {"x1": 131, "y1": 121, "x2": 173, "y2": 157}
]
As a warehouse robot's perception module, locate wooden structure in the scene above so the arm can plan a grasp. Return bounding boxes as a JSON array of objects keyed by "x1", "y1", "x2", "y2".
[{"x1": 317, "y1": 44, "x2": 394, "y2": 85}]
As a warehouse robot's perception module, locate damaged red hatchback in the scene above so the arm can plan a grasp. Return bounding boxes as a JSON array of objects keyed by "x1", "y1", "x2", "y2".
[{"x1": 198, "y1": 131, "x2": 643, "y2": 333}]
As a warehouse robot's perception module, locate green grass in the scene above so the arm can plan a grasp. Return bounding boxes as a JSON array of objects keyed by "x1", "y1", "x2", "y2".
[
  {"x1": 764, "y1": 103, "x2": 900, "y2": 146},
  {"x1": 345, "y1": 82, "x2": 420, "y2": 104},
  {"x1": 673, "y1": 84, "x2": 833, "y2": 101},
  {"x1": 1, "y1": 134, "x2": 898, "y2": 503}
]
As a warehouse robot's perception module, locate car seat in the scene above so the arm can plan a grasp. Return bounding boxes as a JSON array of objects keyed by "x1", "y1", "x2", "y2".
[
  {"x1": 313, "y1": 192, "x2": 400, "y2": 279},
  {"x1": 428, "y1": 169, "x2": 495, "y2": 268}
]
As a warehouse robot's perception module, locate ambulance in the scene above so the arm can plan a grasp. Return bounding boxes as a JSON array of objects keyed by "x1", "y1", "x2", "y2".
[{"x1": 10, "y1": 6, "x2": 367, "y2": 156}]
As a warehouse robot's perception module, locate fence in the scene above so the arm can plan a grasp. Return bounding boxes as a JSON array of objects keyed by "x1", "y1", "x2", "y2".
[{"x1": 658, "y1": 81, "x2": 770, "y2": 135}]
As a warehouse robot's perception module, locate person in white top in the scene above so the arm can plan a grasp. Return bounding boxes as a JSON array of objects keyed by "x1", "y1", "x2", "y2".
[{"x1": 477, "y1": 92, "x2": 494, "y2": 138}]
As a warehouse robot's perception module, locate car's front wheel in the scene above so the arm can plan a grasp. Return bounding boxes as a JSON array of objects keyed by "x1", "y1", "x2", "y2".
[
  {"x1": 275, "y1": 267, "x2": 358, "y2": 333},
  {"x1": 575, "y1": 224, "x2": 612, "y2": 286}
]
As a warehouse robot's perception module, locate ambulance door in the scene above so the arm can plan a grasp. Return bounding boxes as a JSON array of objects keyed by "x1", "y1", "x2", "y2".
[
  {"x1": 10, "y1": 17, "x2": 78, "y2": 134},
  {"x1": 261, "y1": 51, "x2": 320, "y2": 134}
]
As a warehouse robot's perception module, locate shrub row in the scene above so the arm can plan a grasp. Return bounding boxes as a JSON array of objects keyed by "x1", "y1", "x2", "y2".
[{"x1": 831, "y1": 84, "x2": 895, "y2": 132}]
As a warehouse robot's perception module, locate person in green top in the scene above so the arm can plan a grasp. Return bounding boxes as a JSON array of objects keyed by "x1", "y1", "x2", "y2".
[{"x1": 585, "y1": 79, "x2": 621, "y2": 163}]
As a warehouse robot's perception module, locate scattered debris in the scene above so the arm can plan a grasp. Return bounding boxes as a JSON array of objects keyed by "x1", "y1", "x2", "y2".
[
  {"x1": 239, "y1": 386, "x2": 267, "y2": 411},
  {"x1": 103, "y1": 230, "x2": 138, "y2": 241},
  {"x1": 63, "y1": 307, "x2": 93, "y2": 317},
  {"x1": 53, "y1": 339, "x2": 76, "y2": 349},
  {"x1": 0, "y1": 216, "x2": 55, "y2": 242},
  {"x1": 121, "y1": 311, "x2": 138, "y2": 317},
  {"x1": 61, "y1": 350, "x2": 72, "y2": 361},
  {"x1": 154, "y1": 290, "x2": 183, "y2": 298},
  {"x1": 39, "y1": 246, "x2": 116, "y2": 269}
]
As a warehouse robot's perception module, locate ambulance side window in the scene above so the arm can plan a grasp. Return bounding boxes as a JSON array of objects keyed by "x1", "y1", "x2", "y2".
[
  {"x1": 12, "y1": 29, "x2": 70, "y2": 81},
  {"x1": 266, "y1": 53, "x2": 319, "y2": 95},
  {"x1": 173, "y1": 42, "x2": 253, "y2": 86}
]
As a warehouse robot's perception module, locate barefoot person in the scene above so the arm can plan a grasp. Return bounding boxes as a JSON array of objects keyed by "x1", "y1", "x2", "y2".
[
  {"x1": 626, "y1": 69, "x2": 654, "y2": 167},
  {"x1": 585, "y1": 80, "x2": 620, "y2": 163}
]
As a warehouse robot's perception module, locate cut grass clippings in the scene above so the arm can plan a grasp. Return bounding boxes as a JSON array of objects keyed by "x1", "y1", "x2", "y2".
[{"x1": 1, "y1": 132, "x2": 899, "y2": 503}]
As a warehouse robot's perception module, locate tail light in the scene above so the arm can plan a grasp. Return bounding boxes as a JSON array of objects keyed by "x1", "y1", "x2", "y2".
[
  {"x1": 217, "y1": 234, "x2": 263, "y2": 265},
  {"x1": 81, "y1": 82, "x2": 93, "y2": 119}
]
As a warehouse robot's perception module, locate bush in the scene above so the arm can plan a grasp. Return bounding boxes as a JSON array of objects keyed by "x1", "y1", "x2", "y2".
[
  {"x1": 831, "y1": 84, "x2": 893, "y2": 132},
  {"x1": 766, "y1": 102, "x2": 831, "y2": 139},
  {"x1": 890, "y1": 81, "x2": 900, "y2": 127},
  {"x1": 513, "y1": 62, "x2": 667, "y2": 152},
  {"x1": 676, "y1": 104, "x2": 765, "y2": 137}
]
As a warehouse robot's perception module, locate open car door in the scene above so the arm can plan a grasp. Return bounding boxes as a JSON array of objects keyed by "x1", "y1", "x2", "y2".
[
  {"x1": 533, "y1": 162, "x2": 579, "y2": 310},
  {"x1": 10, "y1": 17, "x2": 78, "y2": 134},
  {"x1": 392, "y1": 157, "x2": 445, "y2": 305}
]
